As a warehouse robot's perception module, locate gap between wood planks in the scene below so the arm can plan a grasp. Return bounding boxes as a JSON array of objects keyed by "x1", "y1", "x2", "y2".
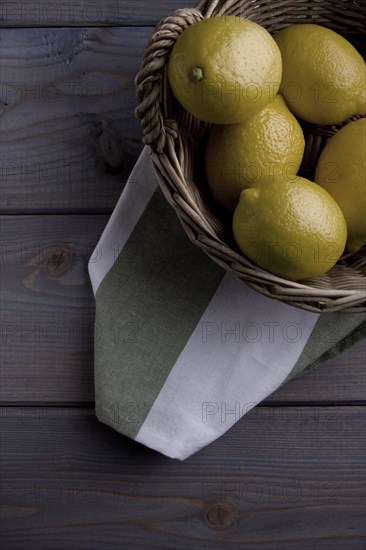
[{"x1": 1, "y1": 401, "x2": 365, "y2": 408}]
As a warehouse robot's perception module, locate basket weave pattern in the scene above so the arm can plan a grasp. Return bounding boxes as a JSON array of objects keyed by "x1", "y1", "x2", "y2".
[{"x1": 135, "y1": 0, "x2": 366, "y2": 312}]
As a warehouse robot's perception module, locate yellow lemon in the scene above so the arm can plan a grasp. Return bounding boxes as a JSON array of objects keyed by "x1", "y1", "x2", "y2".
[
  {"x1": 232, "y1": 176, "x2": 347, "y2": 281},
  {"x1": 204, "y1": 95, "x2": 305, "y2": 210},
  {"x1": 168, "y1": 16, "x2": 282, "y2": 124},
  {"x1": 274, "y1": 24, "x2": 366, "y2": 125},
  {"x1": 315, "y1": 118, "x2": 366, "y2": 253}
]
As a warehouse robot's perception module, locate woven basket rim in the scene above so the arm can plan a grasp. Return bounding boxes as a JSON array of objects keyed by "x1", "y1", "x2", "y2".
[{"x1": 135, "y1": 0, "x2": 366, "y2": 313}]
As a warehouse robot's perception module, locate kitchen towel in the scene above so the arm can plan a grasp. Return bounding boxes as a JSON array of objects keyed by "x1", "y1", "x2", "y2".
[{"x1": 88, "y1": 146, "x2": 366, "y2": 460}]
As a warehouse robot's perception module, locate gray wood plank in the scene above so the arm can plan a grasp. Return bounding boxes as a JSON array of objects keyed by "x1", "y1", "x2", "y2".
[
  {"x1": 0, "y1": 0, "x2": 197, "y2": 27},
  {"x1": 1, "y1": 215, "x2": 365, "y2": 404},
  {"x1": 0, "y1": 406, "x2": 365, "y2": 549},
  {"x1": 269, "y1": 339, "x2": 366, "y2": 404},
  {"x1": 0, "y1": 214, "x2": 107, "y2": 402},
  {"x1": 0, "y1": 27, "x2": 153, "y2": 212}
]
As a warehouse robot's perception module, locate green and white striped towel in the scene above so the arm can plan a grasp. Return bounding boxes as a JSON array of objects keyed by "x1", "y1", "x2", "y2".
[{"x1": 88, "y1": 146, "x2": 366, "y2": 460}]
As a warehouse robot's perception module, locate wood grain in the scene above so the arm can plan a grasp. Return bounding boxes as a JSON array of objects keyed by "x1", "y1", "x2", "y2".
[
  {"x1": 0, "y1": 214, "x2": 107, "y2": 402},
  {"x1": 2, "y1": 0, "x2": 364, "y2": 547},
  {"x1": 0, "y1": 27, "x2": 153, "y2": 212},
  {"x1": 269, "y1": 339, "x2": 366, "y2": 404},
  {"x1": 1, "y1": 215, "x2": 365, "y2": 404},
  {"x1": 0, "y1": 0, "x2": 197, "y2": 27},
  {"x1": 1, "y1": 406, "x2": 365, "y2": 549}
]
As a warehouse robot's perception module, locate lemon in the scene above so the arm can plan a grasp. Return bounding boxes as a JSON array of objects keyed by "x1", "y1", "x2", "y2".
[
  {"x1": 274, "y1": 24, "x2": 366, "y2": 125},
  {"x1": 315, "y1": 118, "x2": 366, "y2": 253},
  {"x1": 167, "y1": 16, "x2": 282, "y2": 124},
  {"x1": 205, "y1": 95, "x2": 305, "y2": 210},
  {"x1": 232, "y1": 176, "x2": 347, "y2": 281}
]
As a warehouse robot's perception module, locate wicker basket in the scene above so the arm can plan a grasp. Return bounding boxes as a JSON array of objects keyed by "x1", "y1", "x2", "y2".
[{"x1": 135, "y1": 0, "x2": 366, "y2": 313}]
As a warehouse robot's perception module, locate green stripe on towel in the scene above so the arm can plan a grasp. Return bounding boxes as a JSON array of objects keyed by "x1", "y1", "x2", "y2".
[{"x1": 94, "y1": 188, "x2": 225, "y2": 438}]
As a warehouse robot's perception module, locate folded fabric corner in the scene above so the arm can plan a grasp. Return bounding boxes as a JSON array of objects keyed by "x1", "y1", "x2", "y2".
[{"x1": 89, "y1": 147, "x2": 366, "y2": 460}]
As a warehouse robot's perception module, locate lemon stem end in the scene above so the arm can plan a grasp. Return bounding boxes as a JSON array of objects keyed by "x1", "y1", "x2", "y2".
[{"x1": 190, "y1": 66, "x2": 203, "y2": 82}]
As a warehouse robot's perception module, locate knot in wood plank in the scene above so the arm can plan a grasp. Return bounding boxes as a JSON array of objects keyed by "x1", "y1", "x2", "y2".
[
  {"x1": 46, "y1": 246, "x2": 70, "y2": 275},
  {"x1": 99, "y1": 120, "x2": 124, "y2": 175},
  {"x1": 204, "y1": 501, "x2": 237, "y2": 530}
]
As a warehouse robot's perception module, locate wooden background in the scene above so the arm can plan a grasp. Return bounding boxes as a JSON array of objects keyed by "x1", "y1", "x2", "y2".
[{"x1": 1, "y1": 1, "x2": 365, "y2": 548}]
